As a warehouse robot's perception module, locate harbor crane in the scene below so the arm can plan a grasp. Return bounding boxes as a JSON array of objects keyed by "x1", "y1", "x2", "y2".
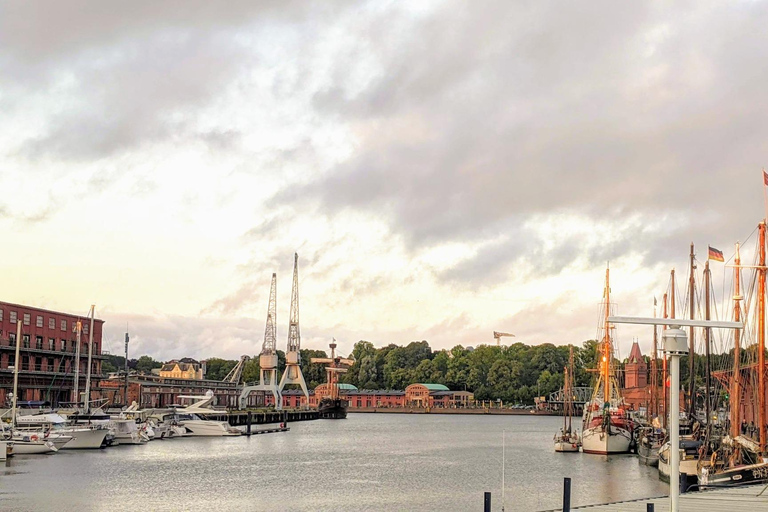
[
  {"x1": 278, "y1": 253, "x2": 309, "y2": 401},
  {"x1": 223, "y1": 355, "x2": 250, "y2": 384},
  {"x1": 493, "y1": 331, "x2": 515, "y2": 346},
  {"x1": 238, "y1": 272, "x2": 282, "y2": 410},
  {"x1": 311, "y1": 340, "x2": 353, "y2": 402}
]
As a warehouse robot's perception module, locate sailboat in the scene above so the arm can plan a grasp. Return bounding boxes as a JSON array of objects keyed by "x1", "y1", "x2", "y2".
[
  {"x1": 581, "y1": 267, "x2": 634, "y2": 455},
  {"x1": 554, "y1": 346, "x2": 580, "y2": 452}
]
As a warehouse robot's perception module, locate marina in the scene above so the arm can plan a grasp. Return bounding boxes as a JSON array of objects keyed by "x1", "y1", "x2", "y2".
[{"x1": 1, "y1": 414, "x2": 667, "y2": 512}]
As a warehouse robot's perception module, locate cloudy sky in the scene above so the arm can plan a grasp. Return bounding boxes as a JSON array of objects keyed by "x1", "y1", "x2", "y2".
[{"x1": 2, "y1": 1, "x2": 768, "y2": 361}]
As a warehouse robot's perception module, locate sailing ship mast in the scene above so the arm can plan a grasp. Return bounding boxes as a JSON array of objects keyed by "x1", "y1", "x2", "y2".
[
  {"x1": 704, "y1": 262, "x2": 712, "y2": 425},
  {"x1": 563, "y1": 345, "x2": 574, "y2": 433},
  {"x1": 731, "y1": 243, "x2": 742, "y2": 440},
  {"x1": 757, "y1": 220, "x2": 766, "y2": 453},
  {"x1": 688, "y1": 243, "x2": 696, "y2": 420},
  {"x1": 651, "y1": 298, "x2": 658, "y2": 422},
  {"x1": 662, "y1": 292, "x2": 668, "y2": 429},
  {"x1": 603, "y1": 268, "x2": 611, "y2": 403}
]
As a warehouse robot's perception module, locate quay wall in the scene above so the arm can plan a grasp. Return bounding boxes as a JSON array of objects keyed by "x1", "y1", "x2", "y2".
[{"x1": 348, "y1": 407, "x2": 561, "y2": 416}]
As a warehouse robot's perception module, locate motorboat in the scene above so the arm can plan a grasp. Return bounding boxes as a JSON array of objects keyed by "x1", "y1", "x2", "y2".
[
  {"x1": 658, "y1": 437, "x2": 702, "y2": 488},
  {"x1": 173, "y1": 391, "x2": 241, "y2": 437},
  {"x1": 15, "y1": 413, "x2": 109, "y2": 449}
]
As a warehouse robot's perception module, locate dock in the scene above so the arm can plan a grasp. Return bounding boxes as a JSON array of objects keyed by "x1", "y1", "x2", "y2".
[
  {"x1": 541, "y1": 484, "x2": 768, "y2": 511},
  {"x1": 243, "y1": 426, "x2": 290, "y2": 436}
]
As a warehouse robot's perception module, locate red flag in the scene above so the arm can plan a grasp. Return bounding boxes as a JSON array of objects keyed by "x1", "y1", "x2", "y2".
[
  {"x1": 763, "y1": 169, "x2": 768, "y2": 186},
  {"x1": 708, "y1": 246, "x2": 724, "y2": 262}
]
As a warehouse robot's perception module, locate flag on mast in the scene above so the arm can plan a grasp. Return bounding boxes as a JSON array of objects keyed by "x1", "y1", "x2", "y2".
[
  {"x1": 763, "y1": 168, "x2": 768, "y2": 186},
  {"x1": 708, "y1": 246, "x2": 724, "y2": 262}
]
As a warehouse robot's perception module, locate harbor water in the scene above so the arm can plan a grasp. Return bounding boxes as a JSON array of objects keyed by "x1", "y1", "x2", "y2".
[{"x1": 0, "y1": 414, "x2": 667, "y2": 512}]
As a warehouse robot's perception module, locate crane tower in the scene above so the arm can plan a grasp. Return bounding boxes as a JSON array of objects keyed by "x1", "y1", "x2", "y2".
[
  {"x1": 237, "y1": 273, "x2": 282, "y2": 409},
  {"x1": 278, "y1": 253, "x2": 309, "y2": 401}
]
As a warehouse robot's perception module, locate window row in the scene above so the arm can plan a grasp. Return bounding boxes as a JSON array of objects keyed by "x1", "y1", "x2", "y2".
[
  {"x1": 0, "y1": 354, "x2": 100, "y2": 374},
  {"x1": 1, "y1": 334, "x2": 99, "y2": 354},
  {"x1": 0, "y1": 310, "x2": 89, "y2": 334}
]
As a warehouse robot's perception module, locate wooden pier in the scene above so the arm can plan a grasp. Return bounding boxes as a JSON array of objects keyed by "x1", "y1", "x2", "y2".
[
  {"x1": 541, "y1": 484, "x2": 768, "y2": 511},
  {"x1": 207, "y1": 409, "x2": 319, "y2": 426}
]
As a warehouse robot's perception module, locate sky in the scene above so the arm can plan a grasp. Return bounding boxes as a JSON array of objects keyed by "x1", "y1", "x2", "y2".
[{"x1": 2, "y1": 1, "x2": 768, "y2": 362}]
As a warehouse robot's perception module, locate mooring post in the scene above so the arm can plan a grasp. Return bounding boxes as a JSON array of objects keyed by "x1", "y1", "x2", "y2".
[
  {"x1": 647, "y1": 503, "x2": 655, "y2": 512},
  {"x1": 562, "y1": 477, "x2": 571, "y2": 512},
  {"x1": 483, "y1": 492, "x2": 491, "y2": 512},
  {"x1": 246, "y1": 411, "x2": 252, "y2": 435}
]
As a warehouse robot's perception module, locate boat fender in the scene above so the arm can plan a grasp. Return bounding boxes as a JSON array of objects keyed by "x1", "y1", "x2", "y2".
[{"x1": 30, "y1": 434, "x2": 38, "y2": 442}]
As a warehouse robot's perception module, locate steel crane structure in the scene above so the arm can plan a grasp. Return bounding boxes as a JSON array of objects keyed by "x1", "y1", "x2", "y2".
[
  {"x1": 238, "y1": 273, "x2": 282, "y2": 410},
  {"x1": 493, "y1": 331, "x2": 515, "y2": 346},
  {"x1": 278, "y1": 253, "x2": 309, "y2": 402},
  {"x1": 223, "y1": 355, "x2": 250, "y2": 385}
]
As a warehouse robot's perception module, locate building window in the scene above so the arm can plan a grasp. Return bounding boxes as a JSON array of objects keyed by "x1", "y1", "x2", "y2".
[
  {"x1": 36, "y1": 315, "x2": 43, "y2": 328},
  {"x1": 22, "y1": 335, "x2": 30, "y2": 348},
  {"x1": 36, "y1": 336, "x2": 43, "y2": 349},
  {"x1": 9, "y1": 333, "x2": 16, "y2": 345},
  {"x1": 8, "y1": 354, "x2": 15, "y2": 368},
  {"x1": 10, "y1": 311, "x2": 17, "y2": 323},
  {"x1": 48, "y1": 338, "x2": 54, "y2": 350},
  {"x1": 22, "y1": 355, "x2": 29, "y2": 370},
  {"x1": 83, "y1": 323, "x2": 89, "y2": 335},
  {"x1": 23, "y1": 314, "x2": 30, "y2": 326},
  {"x1": 48, "y1": 357, "x2": 55, "y2": 371},
  {"x1": 61, "y1": 320, "x2": 66, "y2": 331},
  {"x1": 0, "y1": 309, "x2": 3, "y2": 321},
  {"x1": 48, "y1": 318, "x2": 55, "y2": 329}
]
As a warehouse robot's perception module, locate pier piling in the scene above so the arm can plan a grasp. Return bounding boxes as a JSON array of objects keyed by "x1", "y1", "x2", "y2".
[
  {"x1": 562, "y1": 478, "x2": 571, "y2": 512},
  {"x1": 246, "y1": 412, "x2": 252, "y2": 435},
  {"x1": 483, "y1": 492, "x2": 491, "y2": 512}
]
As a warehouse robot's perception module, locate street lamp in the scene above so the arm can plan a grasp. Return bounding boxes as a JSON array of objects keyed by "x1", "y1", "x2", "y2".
[{"x1": 608, "y1": 316, "x2": 742, "y2": 512}]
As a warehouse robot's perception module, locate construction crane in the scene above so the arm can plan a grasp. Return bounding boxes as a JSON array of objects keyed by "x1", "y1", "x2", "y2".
[
  {"x1": 223, "y1": 355, "x2": 250, "y2": 384},
  {"x1": 493, "y1": 331, "x2": 515, "y2": 346}
]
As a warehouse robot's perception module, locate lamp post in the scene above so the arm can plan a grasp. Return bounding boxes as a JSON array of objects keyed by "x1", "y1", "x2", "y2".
[{"x1": 608, "y1": 316, "x2": 742, "y2": 512}]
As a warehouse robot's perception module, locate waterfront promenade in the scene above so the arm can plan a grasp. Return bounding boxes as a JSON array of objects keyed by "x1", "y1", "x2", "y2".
[{"x1": 542, "y1": 485, "x2": 768, "y2": 511}]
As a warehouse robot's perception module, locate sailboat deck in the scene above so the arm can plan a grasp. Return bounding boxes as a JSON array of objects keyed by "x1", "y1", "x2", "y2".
[{"x1": 542, "y1": 484, "x2": 768, "y2": 511}]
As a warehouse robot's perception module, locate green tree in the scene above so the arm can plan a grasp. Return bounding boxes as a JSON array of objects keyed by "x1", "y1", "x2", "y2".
[{"x1": 135, "y1": 355, "x2": 162, "y2": 374}]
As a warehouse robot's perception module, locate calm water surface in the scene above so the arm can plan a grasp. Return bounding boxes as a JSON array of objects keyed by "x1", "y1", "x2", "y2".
[{"x1": 0, "y1": 414, "x2": 667, "y2": 511}]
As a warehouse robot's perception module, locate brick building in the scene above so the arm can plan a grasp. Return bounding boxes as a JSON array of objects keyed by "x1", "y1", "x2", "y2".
[
  {"x1": 99, "y1": 374, "x2": 245, "y2": 409},
  {"x1": 0, "y1": 301, "x2": 106, "y2": 406}
]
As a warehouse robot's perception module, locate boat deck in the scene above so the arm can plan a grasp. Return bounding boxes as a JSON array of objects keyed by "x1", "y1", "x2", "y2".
[{"x1": 541, "y1": 484, "x2": 768, "y2": 511}]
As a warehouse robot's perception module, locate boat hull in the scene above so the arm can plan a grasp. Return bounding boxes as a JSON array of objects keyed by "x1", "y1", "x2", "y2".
[
  {"x1": 318, "y1": 398, "x2": 348, "y2": 419},
  {"x1": 699, "y1": 462, "x2": 768, "y2": 488},
  {"x1": 581, "y1": 426, "x2": 632, "y2": 454},
  {"x1": 181, "y1": 420, "x2": 242, "y2": 436},
  {"x1": 12, "y1": 441, "x2": 57, "y2": 454},
  {"x1": 554, "y1": 441, "x2": 580, "y2": 452},
  {"x1": 637, "y1": 441, "x2": 661, "y2": 467},
  {"x1": 58, "y1": 429, "x2": 109, "y2": 449}
]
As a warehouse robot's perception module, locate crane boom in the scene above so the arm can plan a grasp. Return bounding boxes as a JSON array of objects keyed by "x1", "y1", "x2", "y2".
[{"x1": 493, "y1": 331, "x2": 515, "y2": 346}]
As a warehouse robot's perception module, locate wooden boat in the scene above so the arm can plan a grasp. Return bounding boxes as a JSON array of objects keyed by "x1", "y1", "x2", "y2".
[{"x1": 581, "y1": 268, "x2": 634, "y2": 455}]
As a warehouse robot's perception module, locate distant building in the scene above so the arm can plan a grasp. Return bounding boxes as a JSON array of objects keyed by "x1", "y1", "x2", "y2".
[
  {"x1": 624, "y1": 341, "x2": 648, "y2": 389},
  {"x1": 159, "y1": 360, "x2": 204, "y2": 380}
]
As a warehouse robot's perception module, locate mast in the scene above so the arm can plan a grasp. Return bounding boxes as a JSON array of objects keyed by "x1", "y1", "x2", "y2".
[
  {"x1": 568, "y1": 345, "x2": 574, "y2": 432},
  {"x1": 704, "y1": 262, "x2": 711, "y2": 425},
  {"x1": 663, "y1": 291, "x2": 669, "y2": 430},
  {"x1": 11, "y1": 320, "x2": 21, "y2": 428},
  {"x1": 603, "y1": 267, "x2": 611, "y2": 403},
  {"x1": 84, "y1": 305, "x2": 95, "y2": 414},
  {"x1": 731, "y1": 243, "x2": 742, "y2": 439},
  {"x1": 73, "y1": 319, "x2": 82, "y2": 406},
  {"x1": 757, "y1": 220, "x2": 765, "y2": 453},
  {"x1": 652, "y1": 298, "x2": 658, "y2": 421},
  {"x1": 688, "y1": 243, "x2": 696, "y2": 419},
  {"x1": 124, "y1": 331, "x2": 129, "y2": 406}
]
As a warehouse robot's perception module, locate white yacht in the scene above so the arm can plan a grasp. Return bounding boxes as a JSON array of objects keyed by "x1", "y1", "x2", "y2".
[
  {"x1": 15, "y1": 413, "x2": 109, "y2": 449},
  {"x1": 173, "y1": 391, "x2": 242, "y2": 437}
]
